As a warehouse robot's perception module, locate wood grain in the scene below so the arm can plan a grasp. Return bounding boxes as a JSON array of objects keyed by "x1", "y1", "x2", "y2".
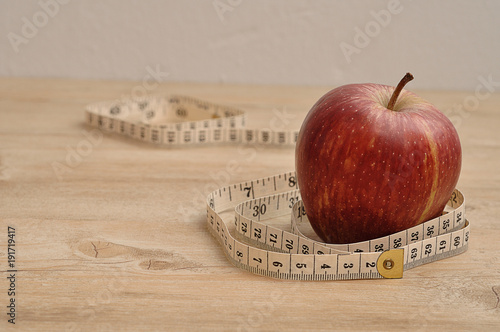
[{"x1": 1, "y1": 78, "x2": 499, "y2": 331}]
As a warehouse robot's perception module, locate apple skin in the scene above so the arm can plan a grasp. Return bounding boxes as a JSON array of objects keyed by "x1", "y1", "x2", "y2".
[{"x1": 295, "y1": 83, "x2": 462, "y2": 244}]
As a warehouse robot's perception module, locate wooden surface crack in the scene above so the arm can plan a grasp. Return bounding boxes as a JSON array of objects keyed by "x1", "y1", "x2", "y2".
[
  {"x1": 91, "y1": 242, "x2": 98, "y2": 258},
  {"x1": 492, "y1": 286, "x2": 500, "y2": 310}
]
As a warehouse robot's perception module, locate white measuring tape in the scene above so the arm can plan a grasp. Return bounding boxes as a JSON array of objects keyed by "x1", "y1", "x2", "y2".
[
  {"x1": 85, "y1": 95, "x2": 470, "y2": 280},
  {"x1": 84, "y1": 94, "x2": 298, "y2": 146}
]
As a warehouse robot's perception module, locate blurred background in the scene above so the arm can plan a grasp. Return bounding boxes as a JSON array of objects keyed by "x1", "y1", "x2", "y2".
[{"x1": 1, "y1": 0, "x2": 499, "y2": 90}]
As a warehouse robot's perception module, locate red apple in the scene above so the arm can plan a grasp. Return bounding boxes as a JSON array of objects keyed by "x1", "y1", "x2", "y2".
[{"x1": 295, "y1": 73, "x2": 462, "y2": 244}]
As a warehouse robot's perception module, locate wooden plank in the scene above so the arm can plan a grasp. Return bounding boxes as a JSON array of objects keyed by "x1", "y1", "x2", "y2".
[{"x1": 0, "y1": 78, "x2": 499, "y2": 330}]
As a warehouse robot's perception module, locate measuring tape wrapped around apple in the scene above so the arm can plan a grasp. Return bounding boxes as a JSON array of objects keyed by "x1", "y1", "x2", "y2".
[{"x1": 85, "y1": 73, "x2": 470, "y2": 280}]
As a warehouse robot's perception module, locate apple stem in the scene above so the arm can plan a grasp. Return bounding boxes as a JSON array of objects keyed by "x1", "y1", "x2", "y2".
[{"x1": 387, "y1": 72, "x2": 414, "y2": 111}]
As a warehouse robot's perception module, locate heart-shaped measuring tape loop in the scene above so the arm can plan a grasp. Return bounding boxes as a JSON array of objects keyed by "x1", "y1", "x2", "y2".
[{"x1": 85, "y1": 95, "x2": 470, "y2": 280}]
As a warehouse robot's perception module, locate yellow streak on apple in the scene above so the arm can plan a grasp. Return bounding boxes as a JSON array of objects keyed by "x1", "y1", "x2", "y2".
[{"x1": 418, "y1": 123, "x2": 440, "y2": 223}]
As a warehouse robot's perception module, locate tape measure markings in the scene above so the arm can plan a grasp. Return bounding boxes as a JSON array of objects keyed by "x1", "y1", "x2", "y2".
[
  {"x1": 85, "y1": 95, "x2": 298, "y2": 146},
  {"x1": 206, "y1": 170, "x2": 468, "y2": 280}
]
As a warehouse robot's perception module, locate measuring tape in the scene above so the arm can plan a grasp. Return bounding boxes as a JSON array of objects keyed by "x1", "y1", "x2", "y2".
[
  {"x1": 85, "y1": 94, "x2": 470, "y2": 280},
  {"x1": 84, "y1": 94, "x2": 298, "y2": 146}
]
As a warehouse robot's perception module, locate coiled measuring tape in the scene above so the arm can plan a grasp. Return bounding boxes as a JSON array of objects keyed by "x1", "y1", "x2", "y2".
[{"x1": 85, "y1": 95, "x2": 470, "y2": 280}]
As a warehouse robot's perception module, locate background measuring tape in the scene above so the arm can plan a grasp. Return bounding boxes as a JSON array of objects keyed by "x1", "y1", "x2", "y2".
[{"x1": 85, "y1": 95, "x2": 470, "y2": 280}]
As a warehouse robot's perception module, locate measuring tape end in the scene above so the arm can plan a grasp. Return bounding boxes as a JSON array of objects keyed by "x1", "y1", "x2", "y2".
[{"x1": 377, "y1": 249, "x2": 404, "y2": 279}]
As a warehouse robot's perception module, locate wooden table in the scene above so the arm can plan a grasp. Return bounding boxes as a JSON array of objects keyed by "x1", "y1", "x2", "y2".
[{"x1": 1, "y1": 78, "x2": 499, "y2": 331}]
